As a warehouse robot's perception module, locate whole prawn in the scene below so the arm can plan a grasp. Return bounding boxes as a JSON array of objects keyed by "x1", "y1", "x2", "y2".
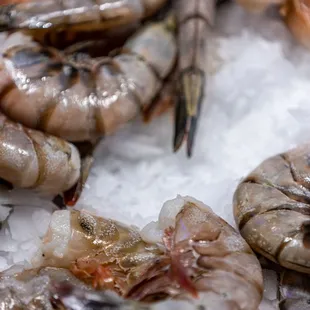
[
  {"x1": 0, "y1": 15, "x2": 176, "y2": 202},
  {"x1": 31, "y1": 196, "x2": 263, "y2": 309},
  {"x1": 0, "y1": 14, "x2": 176, "y2": 142},
  {"x1": 234, "y1": 143, "x2": 310, "y2": 274}
]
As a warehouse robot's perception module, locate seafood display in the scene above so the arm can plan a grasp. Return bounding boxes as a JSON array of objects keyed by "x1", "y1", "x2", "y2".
[
  {"x1": 0, "y1": 13, "x2": 176, "y2": 202},
  {"x1": 0, "y1": 265, "x2": 260, "y2": 310},
  {"x1": 0, "y1": 0, "x2": 224, "y2": 206},
  {"x1": 0, "y1": 0, "x2": 218, "y2": 160},
  {"x1": 22, "y1": 196, "x2": 263, "y2": 308},
  {"x1": 1, "y1": 1, "x2": 308, "y2": 310},
  {"x1": 0, "y1": 266, "x2": 152, "y2": 310},
  {"x1": 234, "y1": 143, "x2": 310, "y2": 274}
]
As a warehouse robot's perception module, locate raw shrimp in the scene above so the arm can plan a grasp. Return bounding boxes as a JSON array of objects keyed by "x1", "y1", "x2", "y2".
[
  {"x1": 234, "y1": 143, "x2": 310, "y2": 274},
  {"x1": 0, "y1": 265, "x2": 138, "y2": 309},
  {"x1": 0, "y1": 265, "x2": 259, "y2": 310},
  {"x1": 0, "y1": 0, "x2": 227, "y2": 158},
  {"x1": 0, "y1": 16, "x2": 176, "y2": 203},
  {"x1": 278, "y1": 268, "x2": 310, "y2": 309},
  {"x1": 0, "y1": 112, "x2": 80, "y2": 196},
  {"x1": 32, "y1": 196, "x2": 263, "y2": 309},
  {"x1": 0, "y1": 0, "x2": 168, "y2": 38},
  {"x1": 0, "y1": 16, "x2": 176, "y2": 143}
]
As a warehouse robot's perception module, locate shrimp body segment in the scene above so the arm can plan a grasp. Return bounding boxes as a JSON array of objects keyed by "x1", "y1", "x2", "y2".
[
  {"x1": 0, "y1": 112, "x2": 80, "y2": 196},
  {"x1": 0, "y1": 18, "x2": 177, "y2": 143},
  {"x1": 234, "y1": 144, "x2": 310, "y2": 274},
  {"x1": 0, "y1": 0, "x2": 168, "y2": 33}
]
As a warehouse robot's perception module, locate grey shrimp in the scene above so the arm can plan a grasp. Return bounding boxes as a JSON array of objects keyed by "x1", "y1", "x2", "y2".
[
  {"x1": 0, "y1": 17, "x2": 176, "y2": 204},
  {"x1": 234, "y1": 143, "x2": 310, "y2": 274}
]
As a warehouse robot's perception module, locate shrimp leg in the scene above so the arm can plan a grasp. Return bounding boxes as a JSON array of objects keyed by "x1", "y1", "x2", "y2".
[
  {"x1": 173, "y1": 0, "x2": 216, "y2": 157},
  {"x1": 63, "y1": 139, "x2": 100, "y2": 206},
  {"x1": 143, "y1": 67, "x2": 177, "y2": 123}
]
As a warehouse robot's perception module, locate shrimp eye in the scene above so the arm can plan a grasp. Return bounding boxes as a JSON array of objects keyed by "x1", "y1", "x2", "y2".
[{"x1": 78, "y1": 212, "x2": 96, "y2": 235}]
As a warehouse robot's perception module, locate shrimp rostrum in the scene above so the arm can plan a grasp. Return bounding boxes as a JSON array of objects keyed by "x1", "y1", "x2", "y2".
[
  {"x1": 29, "y1": 196, "x2": 263, "y2": 309},
  {"x1": 234, "y1": 143, "x2": 310, "y2": 275},
  {"x1": 0, "y1": 7, "x2": 177, "y2": 203}
]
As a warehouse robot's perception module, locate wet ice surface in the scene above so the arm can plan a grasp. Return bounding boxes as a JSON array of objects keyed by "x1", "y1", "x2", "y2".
[{"x1": 1, "y1": 2, "x2": 310, "y2": 309}]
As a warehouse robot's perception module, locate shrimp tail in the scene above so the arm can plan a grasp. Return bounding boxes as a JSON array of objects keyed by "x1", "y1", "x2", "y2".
[
  {"x1": 173, "y1": 68, "x2": 205, "y2": 157},
  {"x1": 173, "y1": 0, "x2": 216, "y2": 157}
]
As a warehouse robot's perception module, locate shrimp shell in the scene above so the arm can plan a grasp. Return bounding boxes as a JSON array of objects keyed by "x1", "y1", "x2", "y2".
[
  {"x1": 234, "y1": 144, "x2": 310, "y2": 274},
  {"x1": 0, "y1": 112, "x2": 80, "y2": 195},
  {"x1": 0, "y1": 0, "x2": 168, "y2": 32},
  {"x1": 0, "y1": 18, "x2": 177, "y2": 142},
  {"x1": 34, "y1": 196, "x2": 263, "y2": 309},
  {"x1": 132, "y1": 196, "x2": 264, "y2": 308}
]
